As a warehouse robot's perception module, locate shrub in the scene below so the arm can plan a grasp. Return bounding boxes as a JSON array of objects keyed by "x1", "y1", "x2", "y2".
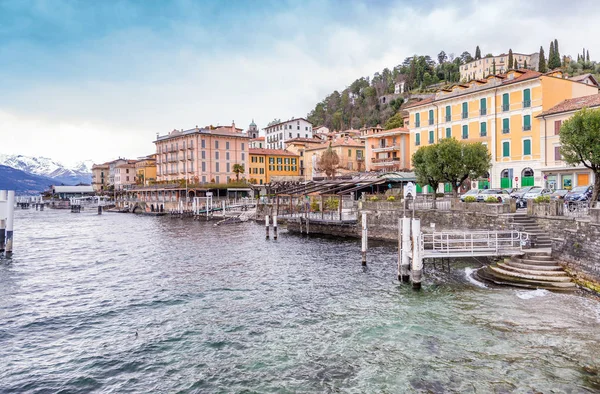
[
  {"x1": 485, "y1": 196, "x2": 500, "y2": 203},
  {"x1": 369, "y1": 196, "x2": 380, "y2": 202},
  {"x1": 435, "y1": 193, "x2": 445, "y2": 198},
  {"x1": 464, "y1": 196, "x2": 477, "y2": 203},
  {"x1": 325, "y1": 197, "x2": 339, "y2": 210},
  {"x1": 534, "y1": 195, "x2": 550, "y2": 203},
  {"x1": 310, "y1": 200, "x2": 320, "y2": 212},
  {"x1": 387, "y1": 196, "x2": 396, "y2": 202}
]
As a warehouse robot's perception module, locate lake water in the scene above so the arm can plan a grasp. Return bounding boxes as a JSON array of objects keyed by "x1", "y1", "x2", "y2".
[{"x1": 1, "y1": 209, "x2": 599, "y2": 393}]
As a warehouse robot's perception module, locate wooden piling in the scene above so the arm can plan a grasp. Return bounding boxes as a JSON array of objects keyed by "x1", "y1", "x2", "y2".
[
  {"x1": 361, "y1": 212, "x2": 367, "y2": 265},
  {"x1": 265, "y1": 215, "x2": 270, "y2": 239}
]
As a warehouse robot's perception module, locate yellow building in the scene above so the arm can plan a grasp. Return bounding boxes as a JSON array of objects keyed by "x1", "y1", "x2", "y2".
[
  {"x1": 248, "y1": 148, "x2": 300, "y2": 185},
  {"x1": 360, "y1": 125, "x2": 410, "y2": 172},
  {"x1": 305, "y1": 137, "x2": 365, "y2": 179},
  {"x1": 135, "y1": 154, "x2": 157, "y2": 186},
  {"x1": 91, "y1": 163, "x2": 109, "y2": 192},
  {"x1": 537, "y1": 93, "x2": 600, "y2": 189},
  {"x1": 406, "y1": 69, "x2": 598, "y2": 190},
  {"x1": 284, "y1": 137, "x2": 324, "y2": 179}
]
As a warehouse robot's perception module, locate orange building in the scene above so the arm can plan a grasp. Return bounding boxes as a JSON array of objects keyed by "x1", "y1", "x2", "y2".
[
  {"x1": 249, "y1": 148, "x2": 300, "y2": 185},
  {"x1": 360, "y1": 126, "x2": 410, "y2": 172}
]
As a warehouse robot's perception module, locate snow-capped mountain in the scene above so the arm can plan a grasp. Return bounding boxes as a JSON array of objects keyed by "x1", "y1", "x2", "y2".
[{"x1": 0, "y1": 154, "x2": 92, "y2": 185}]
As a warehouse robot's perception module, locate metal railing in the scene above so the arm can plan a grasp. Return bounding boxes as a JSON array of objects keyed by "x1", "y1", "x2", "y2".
[
  {"x1": 407, "y1": 199, "x2": 451, "y2": 211},
  {"x1": 422, "y1": 231, "x2": 524, "y2": 257},
  {"x1": 564, "y1": 201, "x2": 590, "y2": 217}
]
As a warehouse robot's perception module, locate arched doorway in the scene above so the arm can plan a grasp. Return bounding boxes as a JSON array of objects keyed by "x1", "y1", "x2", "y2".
[
  {"x1": 501, "y1": 168, "x2": 513, "y2": 189},
  {"x1": 521, "y1": 168, "x2": 534, "y2": 186}
]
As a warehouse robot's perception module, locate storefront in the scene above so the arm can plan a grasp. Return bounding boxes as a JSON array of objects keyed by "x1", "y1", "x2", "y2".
[{"x1": 542, "y1": 168, "x2": 593, "y2": 190}]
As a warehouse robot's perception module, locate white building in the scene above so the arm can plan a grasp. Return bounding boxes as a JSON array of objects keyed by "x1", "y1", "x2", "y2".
[{"x1": 264, "y1": 118, "x2": 313, "y2": 149}]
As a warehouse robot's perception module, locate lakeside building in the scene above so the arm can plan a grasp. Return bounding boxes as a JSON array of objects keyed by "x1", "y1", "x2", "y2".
[
  {"x1": 249, "y1": 137, "x2": 265, "y2": 149},
  {"x1": 460, "y1": 52, "x2": 539, "y2": 81},
  {"x1": 114, "y1": 160, "x2": 137, "y2": 190},
  {"x1": 135, "y1": 155, "x2": 157, "y2": 186},
  {"x1": 248, "y1": 148, "x2": 300, "y2": 185},
  {"x1": 154, "y1": 123, "x2": 249, "y2": 184},
  {"x1": 284, "y1": 137, "x2": 325, "y2": 179},
  {"x1": 305, "y1": 136, "x2": 365, "y2": 180},
  {"x1": 360, "y1": 125, "x2": 410, "y2": 172},
  {"x1": 91, "y1": 163, "x2": 109, "y2": 192},
  {"x1": 51, "y1": 185, "x2": 95, "y2": 199},
  {"x1": 264, "y1": 118, "x2": 313, "y2": 150},
  {"x1": 405, "y1": 69, "x2": 598, "y2": 190},
  {"x1": 537, "y1": 93, "x2": 600, "y2": 189}
]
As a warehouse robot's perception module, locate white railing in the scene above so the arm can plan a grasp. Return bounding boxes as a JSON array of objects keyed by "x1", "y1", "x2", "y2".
[
  {"x1": 421, "y1": 230, "x2": 525, "y2": 257},
  {"x1": 564, "y1": 201, "x2": 590, "y2": 218},
  {"x1": 408, "y1": 199, "x2": 451, "y2": 211}
]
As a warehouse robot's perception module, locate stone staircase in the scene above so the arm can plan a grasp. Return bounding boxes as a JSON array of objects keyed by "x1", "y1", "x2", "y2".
[
  {"x1": 477, "y1": 252, "x2": 577, "y2": 292},
  {"x1": 512, "y1": 213, "x2": 552, "y2": 248}
]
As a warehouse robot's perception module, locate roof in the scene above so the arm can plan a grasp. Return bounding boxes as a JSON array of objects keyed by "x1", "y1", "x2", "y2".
[
  {"x1": 569, "y1": 73, "x2": 599, "y2": 87},
  {"x1": 116, "y1": 160, "x2": 137, "y2": 167},
  {"x1": 537, "y1": 93, "x2": 600, "y2": 117},
  {"x1": 154, "y1": 126, "x2": 249, "y2": 142},
  {"x1": 285, "y1": 137, "x2": 324, "y2": 144},
  {"x1": 53, "y1": 185, "x2": 94, "y2": 193},
  {"x1": 263, "y1": 117, "x2": 312, "y2": 129},
  {"x1": 91, "y1": 163, "x2": 109, "y2": 169},
  {"x1": 250, "y1": 137, "x2": 265, "y2": 141},
  {"x1": 249, "y1": 148, "x2": 299, "y2": 157},
  {"x1": 305, "y1": 137, "x2": 364, "y2": 151}
]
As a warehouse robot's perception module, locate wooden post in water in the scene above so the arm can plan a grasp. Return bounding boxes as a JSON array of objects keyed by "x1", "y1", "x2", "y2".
[
  {"x1": 5, "y1": 191, "x2": 15, "y2": 257},
  {"x1": 273, "y1": 215, "x2": 278, "y2": 240},
  {"x1": 338, "y1": 195, "x2": 342, "y2": 221},
  {"x1": 401, "y1": 217, "x2": 411, "y2": 283},
  {"x1": 411, "y1": 218, "x2": 422, "y2": 290},
  {"x1": 265, "y1": 215, "x2": 270, "y2": 239},
  {"x1": 0, "y1": 190, "x2": 6, "y2": 253},
  {"x1": 361, "y1": 212, "x2": 367, "y2": 265}
]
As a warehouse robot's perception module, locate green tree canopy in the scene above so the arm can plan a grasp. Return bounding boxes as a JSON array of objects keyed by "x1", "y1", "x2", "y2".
[
  {"x1": 559, "y1": 108, "x2": 600, "y2": 206},
  {"x1": 412, "y1": 144, "x2": 445, "y2": 207},
  {"x1": 384, "y1": 112, "x2": 404, "y2": 130},
  {"x1": 436, "y1": 138, "x2": 491, "y2": 197},
  {"x1": 475, "y1": 46, "x2": 481, "y2": 60},
  {"x1": 508, "y1": 49, "x2": 514, "y2": 70},
  {"x1": 538, "y1": 46, "x2": 547, "y2": 72},
  {"x1": 233, "y1": 163, "x2": 245, "y2": 182}
]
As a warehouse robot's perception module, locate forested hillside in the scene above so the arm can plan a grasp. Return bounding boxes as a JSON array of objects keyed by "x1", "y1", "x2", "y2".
[{"x1": 307, "y1": 41, "x2": 600, "y2": 131}]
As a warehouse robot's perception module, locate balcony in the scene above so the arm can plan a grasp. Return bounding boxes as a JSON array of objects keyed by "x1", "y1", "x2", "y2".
[
  {"x1": 523, "y1": 100, "x2": 531, "y2": 108},
  {"x1": 480, "y1": 132, "x2": 487, "y2": 137},
  {"x1": 168, "y1": 157, "x2": 178, "y2": 162},
  {"x1": 480, "y1": 108, "x2": 487, "y2": 115},
  {"x1": 461, "y1": 112, "x2": 468, "y2": 119},
  {"x1": 371, "y1": 157, "x2": 402, "y2": 166},
  {"x1": 445, "y1": 115, "x2": 451, "y2": 122},
  {"x1": 179, "y1": 145, "x2": 185, "y2": 151},
  {"x1": 188, "y1": 145, "x2": 194, "y2": 150},
  {"x1": 502, "y1": 104, "x2": 510, "y2": 111},
  {"x1": 372, "y1": 144, "x2": 403, "y2": 153},
  {"x1": 502, "y1": 128, "x2": 510, "y2": 134},
  {"x1": 523, "y1": 125, "x2": 531, "y2": 131}
]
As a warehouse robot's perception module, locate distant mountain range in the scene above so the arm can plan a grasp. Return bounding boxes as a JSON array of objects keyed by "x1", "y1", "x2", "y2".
[
  {"x1": 0, "y1": 165, "x2": 57, "y2": 194},
  {"x1": 0, "y1": 154, "x2": 93, "y2": 186}
]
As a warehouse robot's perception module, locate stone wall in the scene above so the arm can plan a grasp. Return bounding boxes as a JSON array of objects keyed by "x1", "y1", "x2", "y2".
[{"x1": 286, "y1": 218, "x2": 358, "y2": 238}]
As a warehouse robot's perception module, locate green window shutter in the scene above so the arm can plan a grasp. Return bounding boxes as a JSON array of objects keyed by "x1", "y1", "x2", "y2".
[
  {"x1": 415, "y1": 113, "x2": 420, "y2": 125},
  {"x1": 523, "y1": 115, "x2": 531, "y2": 130},
  {"x1": 503, "y1": 141, "x2": 510, "y2": 157},
  {"x1": 480, "y1": 98, "x2": 486, "y2": 110},
  {"x1": 462, "y1": 125, "x2": 468, "y2": 139},
  {"x1": 502, "y1": 93, "x2": 509, "y2": 111},
  {"x1": 446, "y1": 127, "x2": 451, "y2": 138},
  {"x1": 429, "y1": 130, "x2": 434, "y2": 143},
  {"x1": 415, "y1": 133, "x2": 420, "y2": 145},
  {"x1": 462, "y1": 102, "x2": 468, "y2": 117},
  {"x1": 429, "y1": 109, "x2": 434, "y2": 119},
  {"x1": 480, "y1": 122, "x2": 487, "y2": 136},
  {"x1": 523, "y1": 139, "x2": 531, "y2": 155},
  {"x1": 523, "y1": 89, "x2": 531, "y2": 107},
  {"x1": 446, "y1": 105, "x2": 451, "y2": 119},
  {"x1": 503, "y1": 118, "x2": 509, "y2": 132}
]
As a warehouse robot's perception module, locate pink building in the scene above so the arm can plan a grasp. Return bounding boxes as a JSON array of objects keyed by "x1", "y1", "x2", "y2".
[{"x1": 154, "y1": 123, "x2": 250, "y2": 184}]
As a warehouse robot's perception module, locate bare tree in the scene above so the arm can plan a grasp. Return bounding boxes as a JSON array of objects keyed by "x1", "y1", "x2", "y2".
[{"x1": 315, "y1": 143, "x2": 340, "y2": 179}]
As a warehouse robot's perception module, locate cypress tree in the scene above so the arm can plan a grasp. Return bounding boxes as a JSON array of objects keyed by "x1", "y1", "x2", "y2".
[
  {"x1": 508, "y1": 49, "x2": 513, "y2": 70},
  {"x1": 492, "y1": 59, "x2": 496, "y2": 75},
  {"x1": 514, "y1": 58, "x2": 518, "y2": 69},
  {"x1": 548, "y1": 41, "x2": 555, "y2": 69},
  {"x1": 538, "y1": 46, "x2": 547, "y2": 72},
  {"x1": 524, "y1": 59, "x2": 528, "y2": 69},
  {"x1": 554, "y1": 39, "x2": 560, "y2": 63},
  {"x1": 475, "y1": 46, "x2": 481, "y2": 60},
  {"x1": 583, "y1": 48, "x2": 586, "y2": 62},
  {"x1": 587, "y1": 50, "x2": 590, "y2": 62}
]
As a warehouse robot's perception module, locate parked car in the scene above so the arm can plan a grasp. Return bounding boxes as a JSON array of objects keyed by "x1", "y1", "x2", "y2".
[
  {"x1": 523, "y1": 188, "x2": 551, "y2": 200},
  {"x1": 459, "y1": 189, "x2": 481, "y2": 202},
  {"x1": 510, "y1": 186, "x2": 537, "y2": 199},
  {"x1": 564, "y1": 186, "x2": 592, "y2": 202},
  {"x1": 550, "y1": 189, "x2": 569, "y2": 200},
  {"x1": 476, "y1": 189, "x2": 512, "y2": 202}
]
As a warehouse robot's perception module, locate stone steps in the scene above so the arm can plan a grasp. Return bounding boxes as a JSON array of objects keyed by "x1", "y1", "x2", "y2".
[
  {"x1": 497, "y1": 262, "x2": 567, "y2": 276},
  {"x1": 511, "y1": 257, "x2": 559, "y2": 266},
  {"x1": 477, "y1": 268, "x2": 577, "y2": 291},
  {"x1": 503, "y1": 261, "x2": 563, "y2": 271},
  {"x1": 488, "y1": 266, "x2": 572, "y2": 282}
]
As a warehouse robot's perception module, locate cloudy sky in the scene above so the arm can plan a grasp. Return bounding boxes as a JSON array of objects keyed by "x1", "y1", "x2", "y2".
[{"x1": 0, "y1": 0, "x2": 598, "y2": 166}]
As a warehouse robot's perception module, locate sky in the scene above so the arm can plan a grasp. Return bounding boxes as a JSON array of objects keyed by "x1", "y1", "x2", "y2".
[{"x1": 0, "y1": 0, "x2": 599, "y2": 166}]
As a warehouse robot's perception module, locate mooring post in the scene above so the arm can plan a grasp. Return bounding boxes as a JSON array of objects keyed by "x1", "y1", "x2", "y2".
[
  {"x1": 397, "y1": 217, "x2": 402, "y2": 281},
  {"x1": 401, "y1": 217, "x2": 411, "y2": 282},
  {"x1": 361, "y1": 212, "x2": 367, "y2": 265},
  {"x1": 273, "y1": 215, "x2": 278, "y2": 240},
  {"x1": 411, "y1": 218, "x2": 422, "y2": 290},
  {"x1": 0, "y1": 190, "x2": 6, "y2": 253},
  {"x1": 222, "y1": 200, "x2": 226, "y2": 217},
  {"x1": 5, "y1": 191, "x2": 15, "y2": 257},
  {"x1": 265, "y1": 214, "x2": 270, "y2": 239}
]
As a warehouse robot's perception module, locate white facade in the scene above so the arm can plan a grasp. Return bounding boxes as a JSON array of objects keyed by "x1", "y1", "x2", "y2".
[
  {"x1": 460, "y1": 52, "x2": 539, "y2": 81},
  {"x1": 264, "y1": 118, "x2": 313, "y2": 149}
]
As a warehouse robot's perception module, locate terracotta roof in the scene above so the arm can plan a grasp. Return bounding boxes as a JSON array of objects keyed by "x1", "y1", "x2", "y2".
[
  {"x1": 249, "y1": 148, "x2": 299, "y2": 157},
  {"x1": 537, "y1": 93, "x2": 600, "y2": 117},
  {"x1": 403, "y1": 96, "x2": 435, "y2": 109},
  {"x1": 284, "y1": 137, "x2": 323, "y2": 144},
  {"x1": 250, "y1": 137, "x2": 265, "y2": 141}
]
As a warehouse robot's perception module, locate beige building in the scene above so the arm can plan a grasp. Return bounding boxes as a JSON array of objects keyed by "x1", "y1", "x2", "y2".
[
  {"x1": 460, "y1": 52, "x2": 539, "y2": 81},
  {"x1": 284, "y1": 137, "x2": 324, "y2": 179},
  {"x1": 114, "y1": 160, "x2": 137, "y2": 190},
  {"x1": 305, "y1": 136, "x2": 365, "y2": 179},
  {"x1": 155, "y1": 123, "x2": 250, "y2": 184},
  {"x1": 91, "y1": 163, "x2": 109, "y2": 192},
  {"x1": 360, "y1": 126, "x2": 410, "y2": 172},
  {"x1": 538, "y1": 93, "x2": 600, "y2": 190}
]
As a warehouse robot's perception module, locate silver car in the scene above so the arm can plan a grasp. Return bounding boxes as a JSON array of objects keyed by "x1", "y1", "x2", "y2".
[{"x1": 523, "y1": 187, "x2": 551, "y2": 200}]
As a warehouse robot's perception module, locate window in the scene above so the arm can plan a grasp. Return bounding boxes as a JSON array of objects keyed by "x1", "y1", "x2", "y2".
[
  {"x1": 480, "y1": 98, "x2": 487, "y2": 115},
  {"x1": 215, "y1": 152, "x2": 219, "y2": 160},
  {"x1": 415, "y1": 133, "x2": 421, "y2": 146},
  {"x1": 201, "y1": 139, "x2": 205, "y2": 148},
  {"x1": 226, "y1": 152, "x2": 230, "y2": 160},
  {"x1": 277, "y1": 158, "x2": 282, "y2": 164},
  {"x1": 201, "y1": 151, "x2": 205, "y2": 159},
  {"x1": 202, "y1": 162, "x2": 206, "y2": 172},
  {"x1": 215, "y1": 141, "x2": 219, "y2": 149},
  {"x1": 523, "y1": 115, "x2": 531, "y2": 131},
  {"x1": 241, "y1": 143, "x2": 245, "y2": 151},
  {"x1": 523, "y1": 139, "x2": 531, "y2": 155},
  {"x1": 277, "y1": 165, "x2": 282, "y2": 171},
  {"x1": 269, "y1": 157, "x2": 274, "y2": 164},
  {"x1": 216, "y1": 176, "x2": 219, "y2": 184},
  {"x1": 462, "y1": 102, "x2": 468, "y2": 119},
  {"x1": 429, "y1": 130, "x2": 434, "y2": 143},
  {"x1": 554, "y1": 146, "x2": 561, "y2": 160},
  {"x1": 289, "y1": 132, "x2": 292, "y2": 138},
  {"x1": 502, "y1": 141, "x2": 510, "y2": 157},
  {"x1": 480, "y1": 122, "x2": 487, "y2": 137},
  {"x1": 428, "y1": 109, "x2": 434, "y2": 125},
  {"x1": 292, "y1": 158, "x2": 297, "y2": 164},
  {"x1": 502, "y1": 118, "x2": 510, "y2": 133},
  {"x1": 126, "y1": 169, "x2": 129, "y2": 174},
  {"x1": 502, "y1": 93, "x2": 509, "y2": 111},
  {"x1": 260, "y1": 168, "x2": 264, "y2": 174},
  {"x1": 462, "y1": 125, "x2": 468, "y2": 139},
  {"x1": 415, "y1": 113, "x2": 420, "y2": 127},
  {"x1": 225, "y1": 141, "x2": 230, "y2": 150},
  {"x1": 348, "y1": 149, "x2": 352, "y2": 157},
  {"x1": 216, "y1": 163, "x2": 220, "y2": 172},
  {"x1": 446, "y1": 127, "x2": 451, "y2": 138},
  {"x1": 523, "y1": 88, "x2": 531, "y2": 107},
  {"x1": 554, "y1": 120, "x2": 562, "y2": 135},
  {"x1": 226, "y1": 163, "x2": 230, "y2": 172},
  {"x1": 242, "y1": 153, "x2": 245, "y2": 161},
  {"x1": 284, "y1": 158, "x2": 289, "y2": 164}
]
